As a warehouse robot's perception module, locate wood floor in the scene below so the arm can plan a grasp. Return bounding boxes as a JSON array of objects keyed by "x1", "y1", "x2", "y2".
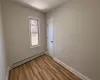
[{"x1": 9, "y1": 55, "x2": 81, "y2": 80}]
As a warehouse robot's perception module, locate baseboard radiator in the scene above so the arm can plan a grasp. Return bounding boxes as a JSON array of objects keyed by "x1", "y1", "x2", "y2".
[{"x1": 11, "y1": 52, "x2": 45, "y2": 69}]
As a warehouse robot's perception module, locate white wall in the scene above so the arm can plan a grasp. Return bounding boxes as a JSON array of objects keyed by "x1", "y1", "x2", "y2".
[
  {"x1": 0, "y1": 4, "x2": 7, "y2": 80},
  {"x1": 47, "y1": 0, "x2": 100, "y2": 80},
  {"x1": 2, "y1": 1, "x2": 46, "y2": 66}
]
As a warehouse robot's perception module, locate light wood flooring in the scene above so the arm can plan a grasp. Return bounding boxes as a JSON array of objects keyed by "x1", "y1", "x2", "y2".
[{"x1": 9, "y1": 55, "x2": 81, "y2": 80}]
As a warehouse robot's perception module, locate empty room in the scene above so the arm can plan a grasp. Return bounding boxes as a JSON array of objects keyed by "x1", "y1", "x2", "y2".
[{"x1": 0, "y1": 0, "x2": 100, "y2": 80}]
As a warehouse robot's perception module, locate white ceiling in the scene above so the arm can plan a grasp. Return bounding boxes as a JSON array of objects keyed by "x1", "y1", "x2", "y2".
[{"x1": 14, "y1": 0, "x2": 67, "y2": 12}]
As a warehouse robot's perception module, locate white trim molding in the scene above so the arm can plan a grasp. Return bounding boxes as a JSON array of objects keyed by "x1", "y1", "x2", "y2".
[
  {"x1": 28, "y1": 16, "x2": 40, "y2": 48},
  {"x1": 53, "y1": 57, "x2": 91, "y2": 80}
]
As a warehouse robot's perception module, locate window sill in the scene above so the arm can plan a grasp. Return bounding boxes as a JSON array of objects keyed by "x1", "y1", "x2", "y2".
[{"x1": 30, "y1": 45, "x2": 40, "y2": 48}]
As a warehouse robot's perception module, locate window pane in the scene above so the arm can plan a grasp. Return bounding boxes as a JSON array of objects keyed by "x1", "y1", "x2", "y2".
[{"x1": 30, "y1": 19, "x2": 39, "y2": 46}]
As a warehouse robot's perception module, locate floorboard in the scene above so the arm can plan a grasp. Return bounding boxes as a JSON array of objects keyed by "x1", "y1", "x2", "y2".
[{"x1": 9, "y1": 55, "x2": 81, "y2": 80}]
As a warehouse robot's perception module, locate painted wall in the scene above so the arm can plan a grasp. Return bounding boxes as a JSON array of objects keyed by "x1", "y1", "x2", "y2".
[
  {"x1": 2, "y1": 1, "x2": 46, "y2": 66},
  {"x1": 47, "y1": 0, "x2": 100, "y2": 80},
  {"x1": 0, "y1": 4, "x2": 7, "y2": 80}
]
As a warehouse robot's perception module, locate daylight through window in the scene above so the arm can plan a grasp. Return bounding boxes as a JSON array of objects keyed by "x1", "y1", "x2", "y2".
[{"x1": 30, "y1": 18, "x2": 39, "y2": 47}]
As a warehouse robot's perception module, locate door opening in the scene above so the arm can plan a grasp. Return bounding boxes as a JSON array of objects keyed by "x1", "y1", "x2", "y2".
[{"x1": 47, "y1": 19, "x2": 54, "y2": 57}]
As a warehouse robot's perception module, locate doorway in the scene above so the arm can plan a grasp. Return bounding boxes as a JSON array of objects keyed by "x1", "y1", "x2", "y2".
[{"x1": 47, "y1": 19, "x2": 54, "y2": 57}]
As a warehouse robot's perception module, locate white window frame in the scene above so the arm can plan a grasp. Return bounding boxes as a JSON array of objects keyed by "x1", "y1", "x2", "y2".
[{"x1": 29, "y1": 16, "x2": 40, "y2": 48}]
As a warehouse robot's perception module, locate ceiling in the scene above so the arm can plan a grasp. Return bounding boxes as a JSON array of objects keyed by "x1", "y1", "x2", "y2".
[{"x1": 14, "y1": 0, "x2": 67, "y2": 12}]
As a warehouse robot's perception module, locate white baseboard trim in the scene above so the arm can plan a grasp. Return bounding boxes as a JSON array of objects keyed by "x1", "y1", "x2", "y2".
[
  {"x1": 11, "y1": 52, "x2": 45, "y2": 69},
  {"x1": 6, "y1": 66, "x2": 11, "y2": 80},
  {"x1": 53, "y1": 57, "x2": 91, "y2": 80}
]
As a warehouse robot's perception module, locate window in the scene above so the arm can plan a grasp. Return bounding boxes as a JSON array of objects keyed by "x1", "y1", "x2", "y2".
[{"x1": 29, "y1": 18, "x2": 39, "y2": 47}]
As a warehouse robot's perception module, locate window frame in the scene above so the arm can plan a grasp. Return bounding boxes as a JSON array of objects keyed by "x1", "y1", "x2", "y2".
[{"x1": 29, "y1": 16, "x2": 40, "y2": 48}]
